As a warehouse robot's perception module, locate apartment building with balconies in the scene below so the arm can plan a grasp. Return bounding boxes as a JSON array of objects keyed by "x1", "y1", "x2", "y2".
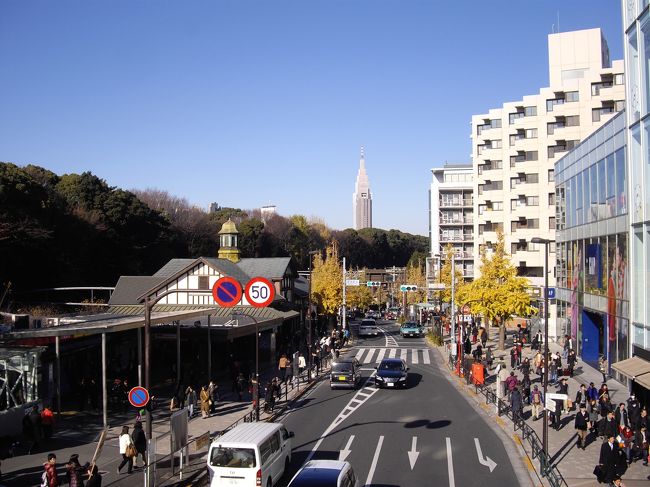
[
  {"x1": 429, "y1": 163, "x2": 474, "y2": 280},
  {"x1": 470, "y1": 28, "x2": 625, "y2": 336}
]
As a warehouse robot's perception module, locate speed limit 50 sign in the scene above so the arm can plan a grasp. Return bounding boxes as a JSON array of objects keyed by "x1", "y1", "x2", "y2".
[{"x1": 245, "y1": 276, "x2": 276, "y2": 308}]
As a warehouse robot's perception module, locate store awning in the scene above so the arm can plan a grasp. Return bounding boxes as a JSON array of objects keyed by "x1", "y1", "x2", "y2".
[
  {"x1": 633, "y1": 372, "x2": 650, "y2": 391},
  {"x1": 612, "y1": 356, "x2": 650, "y2": 379}
]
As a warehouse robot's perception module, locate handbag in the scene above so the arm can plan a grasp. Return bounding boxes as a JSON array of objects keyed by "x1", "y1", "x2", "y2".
[
  {"x1": 592, "y1": 464, "x2": 603, "y2": 482},
  {"x1": 126, "y1": 444, "x2": 137, "y2": 458}
]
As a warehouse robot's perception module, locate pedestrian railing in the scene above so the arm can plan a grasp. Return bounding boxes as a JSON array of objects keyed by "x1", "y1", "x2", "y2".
[{"x1": 445, "y1": 348, "x2": 567, "y2": 487}]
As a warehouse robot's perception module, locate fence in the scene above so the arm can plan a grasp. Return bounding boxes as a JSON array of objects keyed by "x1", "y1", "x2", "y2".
[{"x1": 447, "y1": 348, "x2": 567, "y2": 487}]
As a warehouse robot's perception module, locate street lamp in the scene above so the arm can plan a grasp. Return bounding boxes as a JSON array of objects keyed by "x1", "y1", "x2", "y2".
[
  {"x1": 531, "y1": 236, "x2": 553, "y2": 473},
  {"x1": 307, "y1": 250, "x2": 320, "y2": 378}
]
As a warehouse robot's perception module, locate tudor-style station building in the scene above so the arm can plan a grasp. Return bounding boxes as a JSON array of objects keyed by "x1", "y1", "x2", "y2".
[{"x1": 0, "y1": 219, "x2": 303, "y2": 430}]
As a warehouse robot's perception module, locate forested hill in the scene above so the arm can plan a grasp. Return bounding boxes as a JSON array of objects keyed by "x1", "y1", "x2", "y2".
[{"x1": 0, "y1": 163, "x2": 428, "y2": 292}]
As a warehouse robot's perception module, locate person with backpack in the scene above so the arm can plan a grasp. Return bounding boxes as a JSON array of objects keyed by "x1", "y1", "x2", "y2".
[
  {"x1": 530, "y1": 385, "x2": 544, "y2": 421},
  {"x1": 41, "y1": 453, "x2": 59, "y2": 487},
  {"x1": 65, "y1": 454, "x2": 86, "y2": 487}
]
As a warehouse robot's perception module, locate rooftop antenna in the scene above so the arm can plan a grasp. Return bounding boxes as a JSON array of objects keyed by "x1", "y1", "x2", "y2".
[{"x1": 557, "y1": 10, "x2": 560, "y2": 33}]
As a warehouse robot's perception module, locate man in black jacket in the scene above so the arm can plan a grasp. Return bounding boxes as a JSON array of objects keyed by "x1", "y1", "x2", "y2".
[
  {"x1": 598, "y1": 433, "x2": 622, "y2": 485},
  {"x1": 633, "y1": 425, "x2": 648, "y2": 466},
  {"x1": 574, "y1": 404, "x2": 590, "y2": 450}
]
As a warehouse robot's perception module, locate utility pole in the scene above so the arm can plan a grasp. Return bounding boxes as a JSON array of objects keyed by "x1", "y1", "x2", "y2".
[
  {"x1": 342, "y1": 257, "x2": 347, "y2": 330},
  {"x1": 451, "y1": 254, "x2": 456, "y2": 360}
]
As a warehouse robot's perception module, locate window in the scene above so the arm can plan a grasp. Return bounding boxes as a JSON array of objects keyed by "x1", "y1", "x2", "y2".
[
  {"x1": 511, "y1": 242, "x2": 528, "y2": 253},
  {"x1": 565, "y1": 91, "x2": 579, "y2": 102},
  {"x1": 509, "y1": 112, "x2": 524, "y2": 124},
  {"x1": 492, "y1": 201, "x2": 503, "y2": 211},
  {"x1": 615, "y1": 100, "x2": 626, "y2": 111},
  {"x1": 492, "y1": 139, "x2": 502, "y2": 149},
  {"x1": 527, "y1": 196, "x2": 539, "y2": 206},
  {"x1": 526, "y1": 173, "x2": 539, "y2": 184},
  {"x1": 549, "y1": 217, "x2": 556, "y2": 229},
  {"x1": 526, "y1": 128, "x2": 538, "y2": 139},
  {"x1": 614, "y1": 73, "x2": 624, "y2": 85},
  {"x1": 591, "y1": 81, "x2": 612, "y2": 96},
  {"x1": 548, "y1": 169, "x2": 555, "y2": 182},
  {"x1": 566, "y1": 115, "x2": 580, "y2": 126},
  {"x1": 549, "y1": 192, "x2": 556, "y2": 205},
  {"x1": 524, "y1": 106, "x2": 537, "y2": 117},
  {"x1": 198, "y1": 276, "x2": 209, "y2": 290},
  {"x1": 546, "y1": 98, "x2": 564, "y2": 111}
]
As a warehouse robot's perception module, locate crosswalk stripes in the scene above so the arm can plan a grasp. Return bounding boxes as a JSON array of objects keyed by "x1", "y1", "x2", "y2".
[{"x1": 354, "y1": 348, "x2": 432, "y2": 365}]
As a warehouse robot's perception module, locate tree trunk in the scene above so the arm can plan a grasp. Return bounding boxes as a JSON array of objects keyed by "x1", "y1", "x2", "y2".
[{"x1": 498, "y1": 319, "x2": 506, "y2": 351}]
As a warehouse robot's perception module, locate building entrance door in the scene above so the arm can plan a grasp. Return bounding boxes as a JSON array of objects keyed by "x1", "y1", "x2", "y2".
[{"x1": 581, "y1": 310, "x2": 604, "y2": 370}]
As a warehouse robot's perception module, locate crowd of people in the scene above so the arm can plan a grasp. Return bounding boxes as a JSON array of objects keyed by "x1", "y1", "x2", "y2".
[
  {"x1": 41, "y1": 452, "x2": 102, "y2": 487},
  {"x1": 467, "y1": 326, "x2": 649, "y2": 486}
]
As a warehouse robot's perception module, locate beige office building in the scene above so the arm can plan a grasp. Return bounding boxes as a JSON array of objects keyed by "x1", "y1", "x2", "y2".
[{"x1": 470, "y1": 28, "x2": 624, "y2": 335}]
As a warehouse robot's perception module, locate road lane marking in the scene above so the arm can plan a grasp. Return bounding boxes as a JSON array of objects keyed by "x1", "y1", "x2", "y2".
[
  {"x1": 364, "y1": 435, "x2": 384, "y2": 487},
  {"x1": 375, "y1": 348, "x2": 386, "y2": 363},
  {"x1": 355, "y1": 349, "x2": 367, "y2": 362},
  {"x1": 388, "y1": 348, "x2": 396, "y2": 358},
  {"x1": 446, "y1": 437, "x2": 455, "y2": 487},
  {"x1": 401, "y1": 349, "x2": 407, "y2": 361},
  {"x1": 368, "y1": 348, "x2": 377, "y2": 363},
  {"x1": 474, "y1": 438, "x2": 497, "y2": 472},
  {"x1": 407, "y1": 436, "x2": 419, "y2": 470},
  {"x1": 411, "y1": 349, "x2": 419, "y2": 364},
  {"x1": 339, "y1": 435, "x2": 354, "y2": 462},
  {"x1": 306, "y1": 374, "x2": 379, "y2": 462},
  {"x1": 422, "y1": 350, "x2": 431, "y2": 364}
]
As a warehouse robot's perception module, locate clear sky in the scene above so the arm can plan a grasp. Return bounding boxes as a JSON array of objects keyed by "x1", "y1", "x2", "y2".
[{"x1": 0, "y1": 1, "x2": 623, "y2": 236}]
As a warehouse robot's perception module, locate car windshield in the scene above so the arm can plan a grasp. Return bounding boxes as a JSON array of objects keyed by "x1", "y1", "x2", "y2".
[
  {"x1": 210, "y1": 447, "x2": 257, "y2": 468},
  {"x1": 332, "y1": 363, "x2": 352, "y2": 373},
  {"x1": 379, "y1": 361, "x2": 402, "y2": 371}
]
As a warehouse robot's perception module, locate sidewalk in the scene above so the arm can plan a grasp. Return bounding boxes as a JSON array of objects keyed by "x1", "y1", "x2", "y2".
[
  {"x1": 0, "y1": 349, "x2": 341, "y2": 487},
  {"x1": 444, "y1": 326, "x2": 650, "y2": 487}
]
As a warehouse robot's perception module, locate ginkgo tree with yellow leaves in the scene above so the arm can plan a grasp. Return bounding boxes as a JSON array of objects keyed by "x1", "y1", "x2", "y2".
[
  {"x1": 464, "y1": 232, "x2": 537, "y2": 350},
  {"x1": 438, "y1": 244, "x2": 468, "y2": 305},
  {"x1": 310, "y1": 242, "x2": 343, "y2": 320},
  {"x1": 404, "y1": 262, "x2": 427, "y2": 305},
  {"x1": 346, "y1": 280, "x2": 374, "y2": 310}
]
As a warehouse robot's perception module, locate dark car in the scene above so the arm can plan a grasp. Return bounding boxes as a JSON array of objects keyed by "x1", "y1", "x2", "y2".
[
  {"x1": 287, "y1": 460, "x2": 359, "y2": 487},
  {"x1": 330, "y1": 358, "x2": 361, "y2": 389},
  {"x1": 374, "y1": 358, "x2": 409, "y2": 388}
]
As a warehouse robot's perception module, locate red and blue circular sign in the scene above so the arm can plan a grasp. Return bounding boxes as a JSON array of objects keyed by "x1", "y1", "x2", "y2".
[
  {"x1": 128, "y1": 386, "x2": 150, "y2": 408},
  {"x1": 212, "y1": 277, "x2": 242, "y2": 307}
]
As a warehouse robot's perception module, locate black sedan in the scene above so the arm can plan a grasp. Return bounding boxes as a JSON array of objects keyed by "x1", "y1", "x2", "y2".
[{"x1": 374, "y1": 358, "x2": 409, "y2": 388}]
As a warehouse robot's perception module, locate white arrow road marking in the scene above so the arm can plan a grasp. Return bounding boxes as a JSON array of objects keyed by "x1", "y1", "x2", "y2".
[
  {"x1": 446, "y1": 437, "x2": 455, "y2": 487},
  {"x1": 364, "y1": 436, "x2": 384, "y2": 487},
  {"x1": 407, "y1": 436, "x2": 419, "y2": 470},
  {"x1": 474, "y1": 438, "x2": 497, "y2": 472},
  {"x1": 339, "y1": 435, "x2": 354, "y2": 462}
]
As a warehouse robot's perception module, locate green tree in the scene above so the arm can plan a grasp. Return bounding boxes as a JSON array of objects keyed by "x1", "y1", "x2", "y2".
[
  {"x1": 467, "y1": 232, "x2": 536, "y2": 350},
  {"x1": 311, "y1": 242, "x2": 343, "y2": 316},
  {"x1": 439, "y1": 244, "x2": 467, "y2": 304}
]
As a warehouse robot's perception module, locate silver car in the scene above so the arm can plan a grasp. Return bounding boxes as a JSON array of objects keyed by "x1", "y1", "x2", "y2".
[{"x1": 358, "y1": 319, "x2": 379, "y2": 337}]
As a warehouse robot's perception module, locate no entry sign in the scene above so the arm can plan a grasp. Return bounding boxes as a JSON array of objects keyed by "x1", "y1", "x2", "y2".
[
  {"x1": 128, "y1": 386, "x2": 150, "y2": 408},
  {"x1": 245, "y1": 276, "x2": 275, "y2": 308},
  {"x1": 212, "y1": 277, "x2": 242, "y2": 307}
]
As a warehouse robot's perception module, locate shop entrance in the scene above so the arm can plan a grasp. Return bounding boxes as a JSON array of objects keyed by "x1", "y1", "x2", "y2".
[{"x1": 582, "y1": 310, "x2": 605, "y2": 370}]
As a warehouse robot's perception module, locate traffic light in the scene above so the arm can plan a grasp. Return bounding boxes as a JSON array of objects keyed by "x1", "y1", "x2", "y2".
[
  {"x1": 366, "y1": 281, "x2": 381, "y2": 287},
  {"x1": 400, "y1": 284, "x2": 418, "y2": 292}
]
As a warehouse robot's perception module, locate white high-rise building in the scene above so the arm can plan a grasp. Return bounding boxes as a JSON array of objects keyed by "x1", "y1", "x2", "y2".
[
  {"x1": 353, "y1": 147, "x2": 373, "y2": 230},
  {"x1": 471, "y1": 28, "x2": 625, "y2": 334},
  {"x1": 429, "y1": 163, "x2": 474, "y2": 280}
]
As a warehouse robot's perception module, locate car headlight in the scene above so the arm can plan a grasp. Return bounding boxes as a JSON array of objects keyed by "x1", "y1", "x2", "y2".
[
  {"x1": 398, "y1": 376, "x2": 406, "y2": 381},
  {"x1": 375, "y1": 376, "x2": 384, "y2": 381}
]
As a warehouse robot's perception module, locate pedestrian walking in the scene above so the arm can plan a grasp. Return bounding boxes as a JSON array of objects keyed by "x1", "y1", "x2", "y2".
[
  {"x1": 131, "y1": 421, "x2": 147, "y2": 468},
  {"x1": 85, "y1": 464, "x2": 102, "y2": 487},
  {"x1": 588, "y1": 399, "x2": 600, "y2": 434},
  {"x1": 65, "y1": 454, "x2": 85, "y2": 487},
  {"x1": 208, "y1": 381, "x2": 220, "y2": 415},
  {"x1": 278, "y1": 354, "x2": 288, "y2": 383},
  {"x1": 199, "y1": 385, "x2": 210, "y2": 419},
  {"x1": 575, "y1": 384, "x2": 588, "y2": 409},
  {"x1": 530, "y1": 385, "x2": 544, "y2": 420},
  {"x1": 264, "y1": 379, "x2": 276, "y2": 413},
  {"x1": 599, "y1": 355, "x2": 609, "y2": 383},
  {"x1": 615, "y1": 403, "x2": 630, "y2": 432},
  {"x1": 567, "y1": 349, "x2": 577, "y2": 377},
  {"x1": 627, "y1": 393, "x2": 641, "y2": 431},
  {"x1": 551, "y1": 399, "x2": 563, "y2": 430},
  {"x1": 601, "y1": 412, "x2": 618, "y2": 440},
  {"x1": 598, "y1": 433, "x2": 622, "y2": 485},
  {"x1": 510, "y1": 387, "x2": 523, "y2": 422},
  {"x1": 575, "y1": 405, "x2": 590, "y2": 450},
  {"x1": 117, "y1": 426, "x2": 134, "y2": 475},
  {"x1": 185, "y1": 386, "x2": 197, "y2": 418},
  {"x1": 557, "y1": 377, "x2": 569, "y2": 413},
  {"x1": 298, "y1": 353, "x2": 306, "y2": 380},
  {"x1": 41, "y1": 405, "x2": 54, "y2": 440},
  {"x1": 24, "y1": 405, "x2": 42, "y2": 453},
  {"x1": 587, "y1": 382, "x2": 599, "y2": 402},
  {"x1": 236, "y1": 373, "x2": 247, "y2": 401},
  {"x1": 510, "y1": 347, "x2": 517, "y2": 369},
  {"x1": 42, "y1": 453, "x2": 59, "y2": 487},
  {"x1": 485, "y1": 346, "x2": 493, "y2": 369},
  {"x1": 632, "y1": 425, "x2": 648, "y2": 465},
  {"x1": 505, "y1": 371, "x2": 518, "y2": 398}
]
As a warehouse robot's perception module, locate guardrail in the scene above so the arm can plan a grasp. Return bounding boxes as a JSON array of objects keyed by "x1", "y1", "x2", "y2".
[{"x1": 447, "y1": 351, "x2": 567, "y2": 487}]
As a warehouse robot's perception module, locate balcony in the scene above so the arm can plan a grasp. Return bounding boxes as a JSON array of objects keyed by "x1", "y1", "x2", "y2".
[{"x1": 439, "y1": 198, "x2": 473, "y2": 208}]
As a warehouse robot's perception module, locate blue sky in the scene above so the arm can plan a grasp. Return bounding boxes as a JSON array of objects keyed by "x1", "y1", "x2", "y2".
[{"x1": 0, "y1": 1, "x2": 623, "y2": 236}]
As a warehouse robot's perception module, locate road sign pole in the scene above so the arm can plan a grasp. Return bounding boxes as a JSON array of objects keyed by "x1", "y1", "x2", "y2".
[{"x1": 342, "y1": 257, "x2": 346, "y2": 330}]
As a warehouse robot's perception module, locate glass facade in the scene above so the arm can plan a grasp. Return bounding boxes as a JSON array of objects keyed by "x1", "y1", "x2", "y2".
[{"x1": 555, "y1": 111, "x2": 630, "y2": 375}]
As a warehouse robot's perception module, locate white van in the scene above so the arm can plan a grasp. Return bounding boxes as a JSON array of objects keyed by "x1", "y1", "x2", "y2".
[{"x1": 207, "y1": 422, "x2": 294, "y2": 487}]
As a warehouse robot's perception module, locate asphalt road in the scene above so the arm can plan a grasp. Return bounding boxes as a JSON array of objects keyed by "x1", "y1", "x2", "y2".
[{"x1": 275, "y1": 321, "x2": 521, "y2": 487}]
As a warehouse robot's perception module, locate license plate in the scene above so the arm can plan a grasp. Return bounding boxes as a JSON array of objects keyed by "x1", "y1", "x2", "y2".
[
  {"x1": 387, "y1": 383, "x2": 394, "y2": 387},
  {"x1": 338, "y1": 376, "x2": 346, "y2": 381}
]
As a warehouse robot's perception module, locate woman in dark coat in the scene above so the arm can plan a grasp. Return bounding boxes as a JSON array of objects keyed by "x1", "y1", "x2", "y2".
[
  {"x1": 86, "y1": 464, "x2": 102, "y2": 487},
  {"x1": 131, "y1": 422, "x2": 147, "y2": 468},
  {"x1": 510, "y1": 387, "x2": 524, "y2": 421}
]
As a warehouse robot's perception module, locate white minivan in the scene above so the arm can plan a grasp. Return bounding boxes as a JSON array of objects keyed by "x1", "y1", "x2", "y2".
[{"x1": 207, "y1": 422, "x2": 294, "y2": 487}]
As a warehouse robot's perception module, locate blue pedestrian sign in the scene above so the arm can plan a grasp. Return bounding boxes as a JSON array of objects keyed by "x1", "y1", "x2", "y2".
[
  {"x1": 128, "y1": 386, "x2": 150, "y2": 408},
  {"x1": 546, "y1": 287, "x2": 556, "y2": 299}
]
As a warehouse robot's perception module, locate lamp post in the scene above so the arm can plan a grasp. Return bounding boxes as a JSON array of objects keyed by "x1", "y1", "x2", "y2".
[
  {"x1": 531, "y1": 236, "x2": 553, "y2": 474},
  {"x1": 307, "y1": 250, "x2": 320, "y2": 379}
]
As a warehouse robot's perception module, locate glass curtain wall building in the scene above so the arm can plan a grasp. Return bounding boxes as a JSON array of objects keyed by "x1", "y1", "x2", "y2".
[
  {"x1": 623, "y1": 0, "x2": 650, "y2": 396},
  {"x1": 554, "y1": 112, "x2": 629, "y2": 378}
]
